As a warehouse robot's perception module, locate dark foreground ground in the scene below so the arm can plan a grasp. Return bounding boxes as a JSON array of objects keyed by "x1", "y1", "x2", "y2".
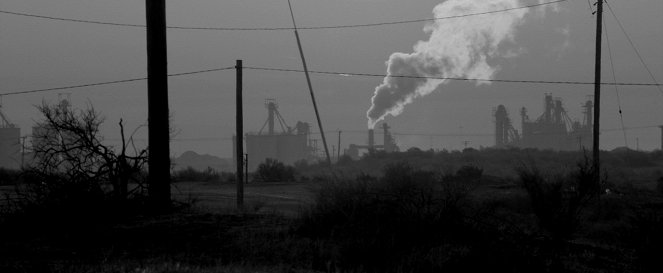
[
  {"x1": 1, "y1": 177, "x2": 662, "y2": 273},
  {"x1": 0, "y1": 181, "x2": 322, "y2": 273}
]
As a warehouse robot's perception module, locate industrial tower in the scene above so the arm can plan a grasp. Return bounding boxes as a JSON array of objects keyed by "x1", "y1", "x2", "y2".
[{"x1": 494, "y1": 94, "x2": 593, "y2": 151}]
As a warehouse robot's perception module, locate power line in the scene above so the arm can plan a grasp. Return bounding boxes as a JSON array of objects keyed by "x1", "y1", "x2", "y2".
[
  {"x1": 603, "y1": 18, "x2": 628, "y2": 147},
  {"x1": 0, "y1": 10, "x2": 145, "y2": 28},
  {"x1": 287, "y1": 0, "x2": 567, "y2": 30},
  {"x1": 604, "y1": 1, "x2": 663, "y2": 95},
  {"x1": 3, "y1": 64, "x2": 662, "y2": 98},
  {"x1": 0, "y1": 67, "x2": 234, "y2": 97},
  {"x1": 244, "y1": 66, "x2": 663, "y2": 86},
  {"x1": 0, "y1": 0, "x2": 566, "y2": 31}
]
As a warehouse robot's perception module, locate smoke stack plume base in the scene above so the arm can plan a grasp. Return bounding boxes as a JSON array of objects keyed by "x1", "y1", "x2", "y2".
[{"x1": 368, "y1": 129, "x2": 375, "y2": 150}]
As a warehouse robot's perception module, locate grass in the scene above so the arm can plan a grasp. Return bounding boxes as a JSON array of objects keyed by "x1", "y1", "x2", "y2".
[
  {"x1": 2, "y1": 155, "x2": 663, "y2": 272},
  {"x1": 0, "y1": 207, "x2": 325, "y2": 273}
]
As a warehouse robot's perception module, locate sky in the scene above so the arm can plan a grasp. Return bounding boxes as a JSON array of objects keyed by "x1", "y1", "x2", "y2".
[{"x1": 0, "y1": 0, "x2": 662, "y2": 158}]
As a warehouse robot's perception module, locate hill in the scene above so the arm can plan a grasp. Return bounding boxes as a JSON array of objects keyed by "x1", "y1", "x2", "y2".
[{"x1": 172, "y1": 151, "x2": 232, "y2": 172}]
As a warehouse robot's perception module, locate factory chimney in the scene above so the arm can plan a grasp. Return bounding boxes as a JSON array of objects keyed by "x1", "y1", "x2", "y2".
[
  {"x1": 382, "y1": 123, "x2": 390, "y2": 152},
  {"x1": 368, "y1": 128, "x2": 375, "y2": 150}
]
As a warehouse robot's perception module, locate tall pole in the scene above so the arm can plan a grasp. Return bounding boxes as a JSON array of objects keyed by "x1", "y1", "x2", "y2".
[
  {"x1": 146, "y1": 0, "x2": 170, "y2": 208},
  {"x1": 20, "y1": 136, "x2": 26, "y2": 169},
  {"x1": 287, "y1": 0, "x2": 332, "y2": 166},
  {"x1": 593, "y1": 0, "x2": 603, "y2": 172},
  {"x1": 235, "y1": 60, "x2": 244, "y2": 208},
  {"x1": 337, "y1": 130, "x2": 342, "y2": 160}
]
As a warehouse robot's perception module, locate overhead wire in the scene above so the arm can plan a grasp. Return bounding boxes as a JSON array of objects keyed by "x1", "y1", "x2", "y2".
[
  {"x1": 2, "y1": 65, "x2": 662, "y2": 98},
  {"x1": 0, "y1": 0, "x2": 566, "y2": 31},
  {"x1": 604, "y1": 0, "x2": 663, "y2": 96},
  {"x1": 0, "y1": 67, "x2": 234, "y2": 97},
  {"x1": 603, "y1": 17, "x2": 628, "y2": 147},
  {"x1": 244, "y1": 66, "x2": 663, "y2": 86}
]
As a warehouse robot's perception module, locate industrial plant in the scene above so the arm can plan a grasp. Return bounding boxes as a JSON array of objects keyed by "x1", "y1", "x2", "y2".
[
  {"x1": 494, "y1": 94, "x2": 593, "y2": 151},
  {"x1": 346, "y1": 123, "x2": 400, "y2": 159},
  {"x1": 235, "y1": 100, "x2": 316, "y2": 170}
]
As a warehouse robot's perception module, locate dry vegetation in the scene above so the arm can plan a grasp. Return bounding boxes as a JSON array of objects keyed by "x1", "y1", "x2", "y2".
[{"x1": 2, "y1": 148, "x2": 663, "y2": 272}]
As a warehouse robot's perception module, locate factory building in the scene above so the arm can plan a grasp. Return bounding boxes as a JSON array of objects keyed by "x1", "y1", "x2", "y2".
[
  {"x1": 346, "y1": 122, "x2": 399, "y2": 159},
  {"x1": 236, "y1": 100, "x2": 315, "y2": 170},
  {"x1": 0, "y1": 105, "x2": 20, "y2": 169},
  {"x1": 495, "y1": 94, "x2": 592, "y2": 151}
]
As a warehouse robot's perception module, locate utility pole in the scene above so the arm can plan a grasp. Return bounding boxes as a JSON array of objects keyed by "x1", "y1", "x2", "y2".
[
  {"x1": 592, "y1": 0, "x2": 603, "y2": 173},
  {"x1": 20, "y1": 136, "x2": 26, "y2": 169},
  {"x1": 287, "y1": 0, "x2": 332, "y2": 166},
  {"x1": 331, "y1": 146, "x2": 336, "y2": 162},
  {"x1": 337, "y1": 130, "x2": 342, "y2": 160},
  {"x1": 235, "y1": 60, "x2": 244, "y2": 208},
  {"x1": 146, "y1": 0, "x2": 170, "y2": 208}
]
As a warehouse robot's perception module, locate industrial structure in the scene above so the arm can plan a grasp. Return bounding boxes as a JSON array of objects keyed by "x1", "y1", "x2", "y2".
[
  {"x1": 237, "y1": 100, "x2": 315, "y2": 170},
  {"x1": 0, "y1": 103, "x2": 21, "y2": 169},
  {"x1": 494, "y1": 94, "x2": 593, "y2": 151},
  {"x1": 346, "y1": 123, "x2": 400, "y2": 159}
]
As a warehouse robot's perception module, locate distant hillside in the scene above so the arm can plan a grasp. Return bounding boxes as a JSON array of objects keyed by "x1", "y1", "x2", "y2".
[{"x1": 172, "y1": 151, "x2": 233, "y2": 172}]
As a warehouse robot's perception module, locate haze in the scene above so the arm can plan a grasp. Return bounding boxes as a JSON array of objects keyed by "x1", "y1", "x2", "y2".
[{"x1": 1, "y1": 0, "x2": 661, "y2": 158}]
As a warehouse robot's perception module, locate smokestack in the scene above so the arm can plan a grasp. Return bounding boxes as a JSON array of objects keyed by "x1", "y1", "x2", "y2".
[
  {"x1": 366, "y1": 0, "x2": 541, "y2": 129},
  {"x1": 368, "y1": 129, "x2": 375, "y2": 149},
  {"x1": 382, "y1": 123, "x2": 390, "y2": 151}
]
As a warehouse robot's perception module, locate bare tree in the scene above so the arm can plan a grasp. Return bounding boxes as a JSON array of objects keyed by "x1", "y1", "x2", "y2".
[{"x1": 31, "y1": 101, "x2": 147, "y2": 201}]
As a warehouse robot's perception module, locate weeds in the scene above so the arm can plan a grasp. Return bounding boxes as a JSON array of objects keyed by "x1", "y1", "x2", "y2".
[
  {"x1": 255, "y1": 158, "x2": 296, "y2": 182},
  {"x1": 297, "y1": 163, "x2": 529, "y2": 272},
  {"x1": 517, "y1": 157, "x2": 602, "y2": 241},
  {"x1": 172, "y1": 166, "x2": 233, "y2": 183}
]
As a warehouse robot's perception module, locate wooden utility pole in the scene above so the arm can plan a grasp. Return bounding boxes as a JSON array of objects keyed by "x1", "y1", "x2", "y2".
[
  {"x1": 235, "y1": 60, "x2": 244, "y2": 208},
  {"x1": 287, "y1": 0, "x2": 332, "y2": 166},
  {"x1": 337, "y1": 130, "x2": 342, "y2": 160},
  {"x1": 146, "y1": 0, "x2": 171, "y2": 208},
  {"x1": 593, "y1": 0, "x2": 603, "y2": 172},
  {"x1": 20, "y1": 136, "x2": 26, "y2": 169}
]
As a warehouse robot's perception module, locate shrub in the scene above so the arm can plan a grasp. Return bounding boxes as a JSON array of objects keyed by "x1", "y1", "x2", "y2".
[
  {"x1": 30, "y1": 102, "x2": 147, "y2": 201},
  {"x1": 254, "y1": 158, "x2": 295, "y2": 182},
  {"x1": 336, "y1": 154, "x2": 353, "y2": 165},
  {"x1": 172, "y1": 166, "x2": 221, "y2": 182},
  {"x1": 517, "y1": 157, "x2": 602, "y2": 241},
  {"x1": 298, "y1": 162, "x2": 477, "y2": 271},
  {"x1": 455, "y1": 165, "x2": 483, "y2": 183},
  {"x1": 0, "y1": 168, "x2": 21, "y2": 186}
]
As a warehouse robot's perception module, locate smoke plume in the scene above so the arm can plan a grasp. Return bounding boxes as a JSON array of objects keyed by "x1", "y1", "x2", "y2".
[{"x1": 367, "y1": 0, "x2": 531, "y2": 129}]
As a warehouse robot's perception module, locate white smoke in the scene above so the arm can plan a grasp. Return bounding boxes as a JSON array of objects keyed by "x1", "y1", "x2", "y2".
[{"x1": 367, "y1": 0, "x2": 532, "y2": 129}]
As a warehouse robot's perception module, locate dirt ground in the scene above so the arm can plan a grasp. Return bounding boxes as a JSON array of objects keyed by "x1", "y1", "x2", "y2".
[
  {"x1": 171, "y1": 181, "x2": 319, "y2": 216},
  {"x1": 1, "y1": 181, "x2": 319, "y2": 216}
]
